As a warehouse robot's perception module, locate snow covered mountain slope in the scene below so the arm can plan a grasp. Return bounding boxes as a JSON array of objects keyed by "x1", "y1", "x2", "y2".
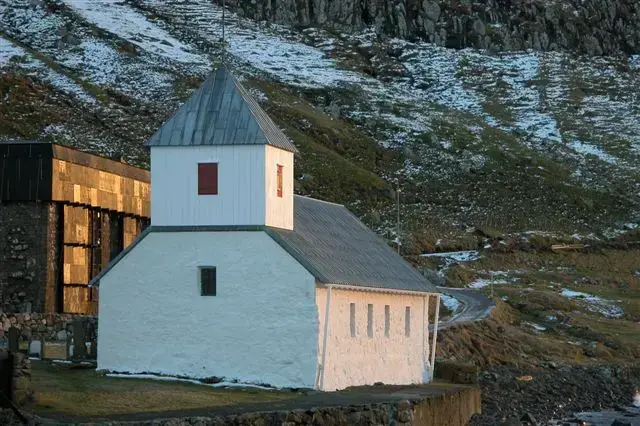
[{"x1": 1, "y1": 0, "x2": 638, "y2": 242}]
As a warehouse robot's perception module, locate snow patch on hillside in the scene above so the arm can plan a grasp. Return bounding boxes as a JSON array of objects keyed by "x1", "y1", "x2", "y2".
[
  {"x1": 561, "y1": 289, "x2": 624, "y2": 319},
  {"x1": 66, "y1": 0, "x2": 208, "y2": 65},
  {"x1": 0, "y1": 36, "x2": 96, "y2": 103},
  {"x1": 0, "y1": 37, "x2": 22, "y2": 64},
  {"x1": 568, "y1": 140, "x2": 617, "y2": 164}
]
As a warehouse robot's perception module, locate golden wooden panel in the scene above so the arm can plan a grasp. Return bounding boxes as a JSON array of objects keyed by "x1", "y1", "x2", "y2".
[
  {"x1": 63, "y1": 286, "x2": 95, "y2": 314},
  {"x1": 52, "y1": 159, "x2": 150, "y2": 217}
]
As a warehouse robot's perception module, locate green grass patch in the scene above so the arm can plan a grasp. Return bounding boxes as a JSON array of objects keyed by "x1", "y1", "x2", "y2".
[{"x1": 30, "y1": 362, "x2": 294, "y2": 417}]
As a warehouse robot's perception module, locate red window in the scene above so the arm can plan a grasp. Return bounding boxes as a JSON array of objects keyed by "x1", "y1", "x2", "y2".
[
  {"x1": 198, "y1": 163, "x2": 218, "y2": 195},
  {"x1": 277, "y1": 164, "x2": 283, "y2": 198}
]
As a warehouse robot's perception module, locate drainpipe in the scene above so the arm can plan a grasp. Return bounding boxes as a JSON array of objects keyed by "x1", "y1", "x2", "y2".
[
  {"x1": 429, "y1": 294, "x2": 441, "y2": 380},
  {"x1": 317, "y1": 285, "x2": 332, "y2": 390},
  {"x1": 423, "y1": 294, "x2": 430, "y2": 382}
]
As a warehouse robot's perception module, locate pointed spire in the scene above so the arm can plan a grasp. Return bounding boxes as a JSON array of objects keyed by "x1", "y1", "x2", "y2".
[{"x1": 145, "y1": 66, "x2": 297, "y2": 153}]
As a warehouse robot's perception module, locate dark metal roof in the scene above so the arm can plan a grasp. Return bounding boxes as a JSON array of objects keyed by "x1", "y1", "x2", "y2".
[
  {"x1": 146, "y1": 65, "x2": 298, "y2": 153},
  {"x1": 267, "y1": 196, "x2": 437, "y2": 292},
  {"x1": 91, "y1": 196, "x2": 436, "y2": 293}
]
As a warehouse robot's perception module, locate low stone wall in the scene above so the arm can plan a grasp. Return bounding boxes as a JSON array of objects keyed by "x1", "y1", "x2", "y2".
[
  {"x1": 0, "y1": 313, "x2": 96, "y2": 341},
  {"x1": 0, "y1": 313, "x2": 97, "y2": 359},
  {"x1": 20, "y1": 387, "x2": 481, "y2": 426}
]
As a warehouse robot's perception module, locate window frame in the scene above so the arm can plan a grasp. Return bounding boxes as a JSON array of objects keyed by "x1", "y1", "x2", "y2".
[
  {"x1": 405, "y1": 306, "x2": 411, "y2": 337},
  {"x1": 199, "y1": 266, "x2": 217, "y2": 296},
  {"x1": 349, "y1": 303, "x2": 356, "y2": 338},
  {"x1": 384, "y1": 305, "x2": 390, "y2": 337},
  {"x1": 367, "y1": 304, "x2": 374, "y2": 338},
  {"x1": 276, "y1": 164, "x2": 283, "y2": 198},
  {"x1": 198, "y1": 162, "x2": 219, "y2": 195}
]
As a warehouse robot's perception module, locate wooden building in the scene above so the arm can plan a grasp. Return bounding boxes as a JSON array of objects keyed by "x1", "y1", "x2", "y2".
[{"x1": 0, "y1": 141, "x2": 150, "y2": 314}]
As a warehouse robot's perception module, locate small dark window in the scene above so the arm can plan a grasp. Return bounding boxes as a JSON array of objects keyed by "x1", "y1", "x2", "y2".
[
  {"x1": 200, "y1": 267, "x2": 216, "y2": 296},
  {"x1": 384, "y1": 305, "x2": 390, "y2": 337},
  {"x1": 198, "y1": 163, "x2": 218, "y2": 195},
  {"x1": 349, "y1": 303, "x2": 356, "y2": 337},
  {"x1": 367, "y1": 304, "x2": 373, "y2": 338},
  {"x1": 276, "y1": 164, "x2": 283, "y2": 198},
  {"x1": 405, "y1": 306, "x2": 411, "y2": 337}
]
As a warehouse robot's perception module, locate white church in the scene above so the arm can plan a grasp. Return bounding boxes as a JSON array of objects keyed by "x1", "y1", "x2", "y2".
[{"x1": 90, "y1": 65, "x2": 441, "y2": 391}]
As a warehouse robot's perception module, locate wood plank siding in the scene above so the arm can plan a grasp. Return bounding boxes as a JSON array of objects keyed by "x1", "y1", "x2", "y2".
[{"x1": 151, "y1": 145, "x2": 266, "y2": 227}]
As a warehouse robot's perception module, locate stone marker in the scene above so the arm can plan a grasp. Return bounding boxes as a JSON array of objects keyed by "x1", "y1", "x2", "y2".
[
  {"x1": 28, "y1": 341, "x2": 41, "y2": 358},
  {"x1": 72, "y1": 319, "x2": 87, "y2": 360},
  {"x1": 7, "y1": 327, "x2": 18, "y2": 353},
  {"x1": 41, "y1": 342, "x2": 67, "y2": 360}
]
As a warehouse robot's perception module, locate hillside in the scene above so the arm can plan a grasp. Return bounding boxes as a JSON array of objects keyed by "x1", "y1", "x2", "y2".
[{"x1": 1, "y1": 0, "x2": 639, "y2": 246}]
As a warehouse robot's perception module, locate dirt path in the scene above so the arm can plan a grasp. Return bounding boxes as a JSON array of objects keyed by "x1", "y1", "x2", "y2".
[{"x1": 434, "y1": 287, "x2": 496, "y2": 330}]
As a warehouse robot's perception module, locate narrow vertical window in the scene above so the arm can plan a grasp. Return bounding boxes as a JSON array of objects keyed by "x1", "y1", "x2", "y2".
[
  {"x1": 350, "y1": 303, "x2": 356, "y2": 337},
  {"x1": 276, "y1": 164, "x2": 283, "y2": 198},
  {"x1": 405, "y1": 306, "x2": 411, "y2": 337},
  {"x1": 200, "y1": 267, "x2": 216, "y2": 296},
  {"x1": 384, "y1": 305, "x2": 390, "y2": 337},
  {"x1": 367, "y1": 304, "x2": 373, "y2": 338},
  {"x1": 198, "y1": 163, "x2": 218, "y2": 195}
]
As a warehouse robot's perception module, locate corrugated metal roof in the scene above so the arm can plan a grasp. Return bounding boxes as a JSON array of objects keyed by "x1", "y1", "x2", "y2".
[
  {"x1": 266, "y1": 196, "x2": 437, "y2": 292},
  {"x1": 91, "y1": 196, "x2": 436, "y2": 293},
  {"x1": 146, "y1": 65, "x2": 298, "y2": 153}
]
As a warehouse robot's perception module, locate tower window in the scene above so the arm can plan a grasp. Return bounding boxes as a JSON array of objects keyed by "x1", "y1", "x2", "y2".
[
  {"x1": 198, "y1": 163, "x2": 218, "y2": 195},
  {"x1": 277, "y1": 164, "x2": 283, "y2": 198}
]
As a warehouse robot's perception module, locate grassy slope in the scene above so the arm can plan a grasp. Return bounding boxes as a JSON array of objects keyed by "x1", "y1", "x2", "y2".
[
  {"x1": 30, "y1": 362, "x2": 293, "y2": 417},
  {"x1": 435, "y1": 249, "x2": 640, "y2": 367}
]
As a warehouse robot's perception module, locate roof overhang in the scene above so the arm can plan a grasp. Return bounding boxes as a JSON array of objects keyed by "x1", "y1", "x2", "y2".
[{"x1": 319, "y1": 283, "x2": 440, "y2": 297}]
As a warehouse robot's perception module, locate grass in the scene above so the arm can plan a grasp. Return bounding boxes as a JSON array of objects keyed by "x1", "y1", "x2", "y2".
[{"x1": 30, "y1": 362, "x2": 294, "y2": 417}]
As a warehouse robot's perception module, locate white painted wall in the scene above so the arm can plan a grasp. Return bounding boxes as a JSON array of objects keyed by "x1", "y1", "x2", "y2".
[
  {"x1": 265, "y1": 145, "x2": 294, "y2": 230},
  {"x1": 98, "y1": 231, "x2": 318, "y2": 389},
  {"x1": 151, "y1": 145, "x2": 266, "y2": 227},
  {"x1": 316, "y1": 287, "x2": 431, "y2": 391}
]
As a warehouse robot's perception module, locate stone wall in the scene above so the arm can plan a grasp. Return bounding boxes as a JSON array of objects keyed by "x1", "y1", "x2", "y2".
[
  {"x1": 225, "y1": 0, "x2": 640, "y2": 55},
  {"x1": 0, "y1": 313, "x2": 97, "y2": 346},
  {"x1": 0, "y1": 202, "x2": 56, "y2": 314},
  {"x1": 0, "y1": 350, "x2": 34, "y2": 410}
]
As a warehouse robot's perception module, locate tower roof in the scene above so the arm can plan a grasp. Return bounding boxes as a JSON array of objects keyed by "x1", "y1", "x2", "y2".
[{"x1": 146, "y1": 65, "x2": 298, "y2": 153}]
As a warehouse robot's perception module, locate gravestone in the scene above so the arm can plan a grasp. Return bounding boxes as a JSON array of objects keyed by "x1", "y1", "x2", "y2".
[
  {"x1": 7, "y1": 328, "x2": 18, "y2": 354},
  {"x1": 72, "y1": 319, "x2": 87, "y2": 360}
]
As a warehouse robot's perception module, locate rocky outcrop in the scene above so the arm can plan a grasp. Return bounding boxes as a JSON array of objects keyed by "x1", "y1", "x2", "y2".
[{"x1": 224, "y1": 0, "x2": 640, "y2": 55}]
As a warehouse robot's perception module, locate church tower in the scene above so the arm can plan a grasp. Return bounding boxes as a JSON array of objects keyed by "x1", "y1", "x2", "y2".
[{"x1": 146, "y1": 66, "x2": 297, "y2": 230}]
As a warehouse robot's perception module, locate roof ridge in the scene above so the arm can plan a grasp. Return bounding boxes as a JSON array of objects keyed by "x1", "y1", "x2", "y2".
[{"x1": 294, "y1": 194, "x2": 346, "y2": 208}]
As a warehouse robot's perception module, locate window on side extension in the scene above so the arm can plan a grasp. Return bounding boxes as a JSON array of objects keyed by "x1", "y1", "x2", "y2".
[
  {"x1": 405, "y1": 306, "x2": 411, "y2": 337},
  {"x1": 276, "y1": 164, "x2": 283, "y2": 198},
  {"x1": 200, "y1": 267, "x2": 216, "y2": 296}
]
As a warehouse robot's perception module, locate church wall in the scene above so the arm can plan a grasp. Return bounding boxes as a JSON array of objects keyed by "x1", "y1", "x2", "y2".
[
  {"x1": 264, "y1": 145, "x2": 294, "y2": 230},
  {"x1": 151, "y1": 145, "x2": 266, "y2": 227},
  {"x1": 316, "y1": 286, "x2": 434, "y2": 391},
  {"x1": 97, "y1": 230, "x2": 318, "y2": 389}
]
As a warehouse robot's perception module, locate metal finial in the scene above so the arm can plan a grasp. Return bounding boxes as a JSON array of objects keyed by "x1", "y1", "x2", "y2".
[{"x1": 221, "y1": 0, "x2": 226, "y2": 63}]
